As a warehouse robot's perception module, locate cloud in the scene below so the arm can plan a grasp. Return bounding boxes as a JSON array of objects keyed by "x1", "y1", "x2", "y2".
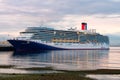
[
  {"x1": 0, "y1": 0, "x2": 119, "y2": 37},
  {"x1": 110, "y1": 0, "x2": 120, "y2": 2},
  {"x1": 0, "y1": 0, "x2": 119, "y2": 22},
  {"x1": 95, "y1": 14, "x2": 120, "y2": 18},
  {"x1": 1, "y1": 0, "x2": 120, "y2": 15}
]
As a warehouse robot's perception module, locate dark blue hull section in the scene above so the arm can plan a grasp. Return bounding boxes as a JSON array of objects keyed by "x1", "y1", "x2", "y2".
[{"x1": 8, "y1": 40, "x2": 64, "y2": 52}]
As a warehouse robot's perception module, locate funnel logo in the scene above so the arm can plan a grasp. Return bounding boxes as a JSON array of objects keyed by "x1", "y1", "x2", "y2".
[{"x1": 81, "y1": 23, "x2": 87, "y2": 30}]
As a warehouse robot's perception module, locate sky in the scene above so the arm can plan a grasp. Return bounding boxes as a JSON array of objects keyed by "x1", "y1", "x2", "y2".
[{"x1": 0, "y1": 0, "x2": 120, "y2": 45}]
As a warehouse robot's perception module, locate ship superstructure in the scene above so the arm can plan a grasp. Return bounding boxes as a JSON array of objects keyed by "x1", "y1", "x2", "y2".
[{"x1": 8, "y1": 23, "x2": 109, "y2": 51}]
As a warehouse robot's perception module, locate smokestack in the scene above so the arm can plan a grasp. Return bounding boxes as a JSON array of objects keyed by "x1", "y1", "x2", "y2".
[{"x1": 81, "y1": 23, "x2": 87, "y2": 30}]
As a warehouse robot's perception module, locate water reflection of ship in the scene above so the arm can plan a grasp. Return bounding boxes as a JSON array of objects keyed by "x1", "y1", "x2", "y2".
[
  {"x1": 12, "y1": 50, "x2": 109, "y2": 70},
  {"x1": 50, "y1": 50, "x2": 109, "y2": 70}
]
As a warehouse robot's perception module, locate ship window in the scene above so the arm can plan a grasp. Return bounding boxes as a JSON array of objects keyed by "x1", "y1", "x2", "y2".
[
  {"x1": 60, "y1": 33, "x2": 62, "y2": 35},
  {"x1": 54, "y1": 31, "x2": 56, "y2": 34}
]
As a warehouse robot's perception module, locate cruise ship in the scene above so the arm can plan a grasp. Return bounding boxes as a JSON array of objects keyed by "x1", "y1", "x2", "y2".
[{"x1": 8, "y1": 23, "x2": 109, "y2": 51}]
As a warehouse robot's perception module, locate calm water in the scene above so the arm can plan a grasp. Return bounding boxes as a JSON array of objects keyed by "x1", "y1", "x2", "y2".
[{"x1": 0, "y1": 47, "x2": 120, "y2": 71}]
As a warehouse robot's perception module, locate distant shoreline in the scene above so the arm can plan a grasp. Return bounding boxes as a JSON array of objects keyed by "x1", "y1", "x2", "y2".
[
  {"x1": 0, "y1": 46, "x2": 14, "y2": 51},
  {"x1": 110, "y1": 45, "x2": 120, "y2": 47}
]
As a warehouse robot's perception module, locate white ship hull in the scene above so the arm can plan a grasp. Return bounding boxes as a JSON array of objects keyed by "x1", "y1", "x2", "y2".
[{"x1": 35, "y1": 40, "x2": 109, "y2": 50}]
